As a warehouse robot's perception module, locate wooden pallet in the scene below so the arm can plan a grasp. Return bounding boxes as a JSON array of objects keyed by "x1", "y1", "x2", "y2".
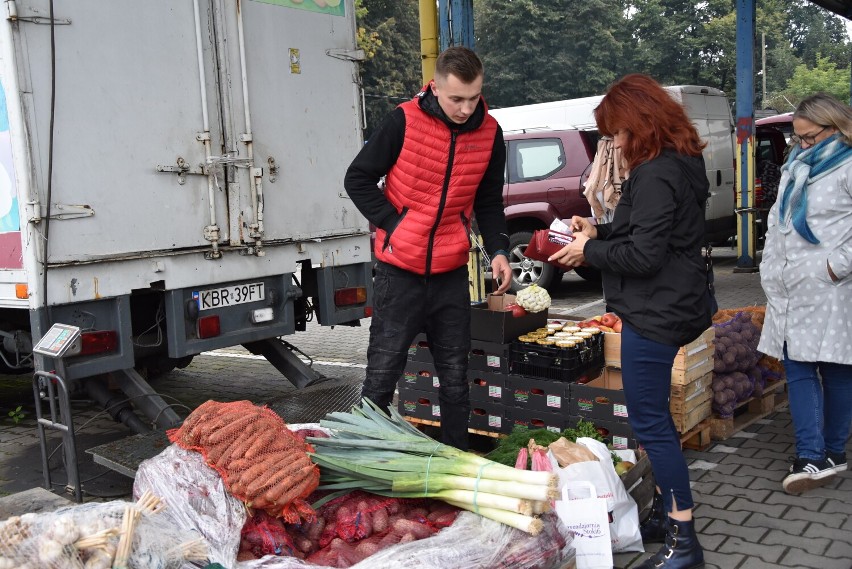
[
  {"x1": 710, "y1": 380, "x2": 787, "y2": 441},
  {"x1": 680, "y1": 418, "x2": 712, "y2": 451},
  {"x1": 403, "y1": 416, "x2": 507, "y2": 439}
]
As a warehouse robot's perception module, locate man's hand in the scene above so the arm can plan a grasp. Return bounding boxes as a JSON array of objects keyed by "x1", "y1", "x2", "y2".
[{"x1": 491, "y1": 254, "x2": 513, "y2": 294}]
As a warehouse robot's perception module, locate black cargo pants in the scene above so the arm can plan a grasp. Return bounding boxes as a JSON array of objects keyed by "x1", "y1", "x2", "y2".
[{"x1": 362, "y1": 261, "x2": 471, "y2": 450}]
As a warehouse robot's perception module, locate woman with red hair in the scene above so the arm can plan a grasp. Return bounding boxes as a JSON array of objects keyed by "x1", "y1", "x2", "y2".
[{"x1": 551, "y1": 74, "x2": 712, "y2": 569}]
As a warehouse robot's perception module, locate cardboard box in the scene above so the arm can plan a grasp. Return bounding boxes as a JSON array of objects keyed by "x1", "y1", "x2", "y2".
[
  {"x1": 508, "y1": 407, "x2": 568, "y2": 433},
  {"x1": 468, "y1": 370, "x2": 507, "y2": 403},
  {"x1": 407, "y1": 334, "x2": 512, "y2": 373},
  {"x1": 569, "y1": 369, "x2": 629, "y2": 422},
  {"x1": 567, "y1": 415, "x2": 639, "y2": 450},
  {"x1": 470, "y1": 293, "x2": 548, "y2": 343},
  {"x1": 398, "y1": 361, "x2": 508, "y2": 403},
  {"x1": 505, "y1": 374, "x2": 571, "y2": 412},
  {"x1": 396, "y1": 388, "x2": 510, "y2": 434},
  {"x1": 399, "y1": 361, "x2": 440, "y2": 391},
  {"x1": 469, "y1": 399, "x2": 511, "y2": 434},
  {"x1": 397, "y1": 388, "x2": 442, "y2": 421},
  {"x1": 406, "y1": 333, "x2": 432, "y2": 363},
  {"x1": 469, "y1": 339, "x2": 511, "y2": 373}
]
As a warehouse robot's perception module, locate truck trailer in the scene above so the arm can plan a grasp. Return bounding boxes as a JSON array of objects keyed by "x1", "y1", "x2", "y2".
[{"x1": 0, "y1": 0, "x2": 372, "y2": 430}]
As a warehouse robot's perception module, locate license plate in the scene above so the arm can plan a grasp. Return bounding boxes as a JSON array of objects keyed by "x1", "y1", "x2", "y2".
[{"x1": 194, "y1": 282, "x2": 265, "y2": 310}]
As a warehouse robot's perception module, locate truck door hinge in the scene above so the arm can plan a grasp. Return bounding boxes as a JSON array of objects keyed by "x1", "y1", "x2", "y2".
[
  {"x1": 5, "y1": 1, "x2": 71, "y2": 24},
  {"x1": 29, "y1": 203, "x2": 94, "y2": 222},
  {"x1": 156, "y1": 157, "x2": 207, "y2": 185},
  {"x1": 326, "y1": 48, "x2": 365, "y2": 62}
]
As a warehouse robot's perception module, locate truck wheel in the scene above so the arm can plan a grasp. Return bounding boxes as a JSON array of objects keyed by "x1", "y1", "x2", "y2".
[
  {"x1": 507, "y1": 231, "x2": 556, "y2": 292},
  {"x1": 573, "y1": 265, "x2": 602, "y2": 282}
]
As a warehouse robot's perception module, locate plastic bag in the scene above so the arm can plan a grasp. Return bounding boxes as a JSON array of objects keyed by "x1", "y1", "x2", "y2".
[
  {"x1": 134, "y1": 444, "x2": 246, "y2": 566},
  {"x1": 550, "y1": 438, "x2": 643, "y2": 554}
]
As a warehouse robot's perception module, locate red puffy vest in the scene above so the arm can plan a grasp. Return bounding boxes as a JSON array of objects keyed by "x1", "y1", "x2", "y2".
[{"x1": 375, "y1": 98, "x2": 498, "y2": 275}]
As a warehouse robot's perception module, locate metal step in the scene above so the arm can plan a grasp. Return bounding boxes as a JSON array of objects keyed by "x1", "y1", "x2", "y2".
[{"x1": 86, "y1": 377, "x2": 365, "y2": 477}]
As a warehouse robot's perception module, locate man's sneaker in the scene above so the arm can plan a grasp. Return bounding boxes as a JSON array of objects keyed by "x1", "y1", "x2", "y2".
[
  {"x1": 826, "y1": 452, "x2": 847, "y2": 474},
  {"x1": 782, "y1": 457, "x2": 837, "y2": 495}
]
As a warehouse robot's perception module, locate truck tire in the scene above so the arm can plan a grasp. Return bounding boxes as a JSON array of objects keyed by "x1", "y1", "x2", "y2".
[
  {"x1": 139, "y1": 355, "x2": 194, "y2": 380},
  {"x1": 508, "y1": 231, "x2": 557, "y2": 292},
  {"x1": 573, "y1": 265, "x2": 602, "y2": 282}
]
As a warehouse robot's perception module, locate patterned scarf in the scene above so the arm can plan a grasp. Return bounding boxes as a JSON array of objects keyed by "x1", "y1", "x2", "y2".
[{"x1": 779, "y1": 133, "x2": 852, "y2": 244}]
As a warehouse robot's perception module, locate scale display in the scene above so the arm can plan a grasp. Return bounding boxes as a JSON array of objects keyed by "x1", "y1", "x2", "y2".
[{"x1": 33, "y1": 324, "x2": 82, "y2": 358}]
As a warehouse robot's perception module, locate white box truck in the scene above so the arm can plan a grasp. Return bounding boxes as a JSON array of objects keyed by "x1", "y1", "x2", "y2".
[
  {"x1": 0, "y1": 0, "x2": 372, "y2": 428},
  {"x1": 489, "y1": 86, "x2": 737, "y2": 242}
]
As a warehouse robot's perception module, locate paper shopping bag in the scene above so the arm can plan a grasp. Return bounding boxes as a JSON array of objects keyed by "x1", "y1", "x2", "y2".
[{"x1": 555, "y1": 481, "x2": 613, "y2": 569}]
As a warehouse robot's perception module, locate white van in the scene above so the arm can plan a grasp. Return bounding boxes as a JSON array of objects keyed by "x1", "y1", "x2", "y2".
[{"x1": 490, "y1": 86, "x2": 737, "y2": 242}]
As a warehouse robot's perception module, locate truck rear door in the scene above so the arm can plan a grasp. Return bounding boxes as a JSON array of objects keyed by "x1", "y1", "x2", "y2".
[{"x1": 13, "y1": 0, "x2": 228, "y2": 262}]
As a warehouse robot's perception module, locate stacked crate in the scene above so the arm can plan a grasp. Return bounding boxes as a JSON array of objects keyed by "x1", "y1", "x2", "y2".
[{"x1": 398, "y1": 335, "x2": 513, "y2": 435}]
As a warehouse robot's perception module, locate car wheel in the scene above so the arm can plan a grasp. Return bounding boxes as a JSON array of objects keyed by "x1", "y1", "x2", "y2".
[
  {"x1": 573, "y1": 265, "x2": 602, "y2": 282},
  {"x1": 507, "y1": 231, "x2": 557, "y2": 292}
]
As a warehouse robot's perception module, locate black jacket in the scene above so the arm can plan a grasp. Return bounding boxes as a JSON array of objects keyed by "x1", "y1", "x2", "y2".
[
  {"x1": 583, "y1": 150, "x2": 712, "y2": 346},
  {"x1": 344, "y1": 88, "x2": 509, "y2": 258}
]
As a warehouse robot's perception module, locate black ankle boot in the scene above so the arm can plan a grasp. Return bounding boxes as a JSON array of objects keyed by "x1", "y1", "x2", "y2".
[
  {"x1": 636, "y1": 517, "x2": 704, "y2": 569},
  {"x1": 640, "y1": 492, "x2": 667, "y2": 543}
]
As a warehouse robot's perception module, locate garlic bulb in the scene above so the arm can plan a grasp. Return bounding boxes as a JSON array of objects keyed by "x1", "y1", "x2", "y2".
[
  {"x1": 515, "y1": 284, "x2": 552, "y2": 313},
  {"x1": 49, "y1": 516, "x2": 80, "y2": 546}
]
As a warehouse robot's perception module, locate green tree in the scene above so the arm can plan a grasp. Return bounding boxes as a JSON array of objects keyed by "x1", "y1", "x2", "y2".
[
  {"x1": 357, "y1": 0, "x2": 421, "y2": 138},
  {"x1": 775, "y1": 55, "x2": 851, "y2": 107},
  {"x1": 474, "y1": 0, "x2": 623, "y2": 108}
]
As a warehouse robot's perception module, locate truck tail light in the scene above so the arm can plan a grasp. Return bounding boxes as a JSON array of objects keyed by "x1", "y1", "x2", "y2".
[
  {"x1": 197, "y1": 315, "x2": 221, "y2": 339},
  {"x1": 79, "y1": 331, "x2": 118, "y2": 356},
  {"x1": 334, "y1": 286, "x2": 367, "y2": 307}
]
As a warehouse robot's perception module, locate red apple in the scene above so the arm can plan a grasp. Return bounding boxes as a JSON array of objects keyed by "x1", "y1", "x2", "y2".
[{"x1": 505, "y1": 303, "x2": 528, "y2": 318}]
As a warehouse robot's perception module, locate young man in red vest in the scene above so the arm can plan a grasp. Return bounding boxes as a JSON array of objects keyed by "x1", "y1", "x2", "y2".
[{"x1": 344, "y1": 46, "x2": 512, "y2": 450}]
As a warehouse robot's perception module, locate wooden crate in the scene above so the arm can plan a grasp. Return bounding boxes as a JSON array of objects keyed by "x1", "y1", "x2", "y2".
[
  {"x1": 710, "y1": 380, "x2": 787, "y2": 440},
  {"x1": 672, "y1": 327, "x2": 715, "y2": 371},
  {"x1": 672, "y1": 399, "x2": 712, "y2": 433},
  {"x1": 620, "y1": 450, "x2": 654, "y2": 514},
  {"x1": 671, "y1": 356, "x2": 713, "y2": 385},
  {"x1": 670, "y1": 372, "x2": 713, "y2": 414}
]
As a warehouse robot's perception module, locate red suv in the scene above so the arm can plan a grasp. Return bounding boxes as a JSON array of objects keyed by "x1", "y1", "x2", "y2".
[{"x1": 502, "y1": 129, "x2": 600, "y2": 291}]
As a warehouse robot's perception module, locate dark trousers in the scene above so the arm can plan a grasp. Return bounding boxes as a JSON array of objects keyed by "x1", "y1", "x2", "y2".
[
  {"x1": 363, "y1": 261, "x2": 471, "y2": 450},
  {"x1": 620, "y1": 322, "x2": 695, "y2": 513}
]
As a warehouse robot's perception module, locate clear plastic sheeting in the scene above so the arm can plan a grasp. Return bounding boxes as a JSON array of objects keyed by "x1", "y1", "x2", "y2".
[
  {"x1": 0, "y1": 499, "x2": 206, "y2": 569},
  {"x1": 235, "y1": 512, "x2": 575, "y2": 569},
  {"x1": 133, "y1": 444, "x2": 246, "y2": 567}
]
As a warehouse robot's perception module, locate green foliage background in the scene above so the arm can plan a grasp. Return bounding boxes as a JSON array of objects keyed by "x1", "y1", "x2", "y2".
[{"x1": 355, "y1": 0, "x2": 851, "y2": 135}]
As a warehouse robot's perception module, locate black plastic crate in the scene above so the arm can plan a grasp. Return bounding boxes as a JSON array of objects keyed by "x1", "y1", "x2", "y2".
[{"x1": 510, "y1": 341, "x2": 582, "y2": 371}]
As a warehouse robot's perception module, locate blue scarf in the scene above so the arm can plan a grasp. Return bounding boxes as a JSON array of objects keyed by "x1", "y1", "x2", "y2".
[{"x1": 779, "y1": 133, "x2": 852, "y2": 244}]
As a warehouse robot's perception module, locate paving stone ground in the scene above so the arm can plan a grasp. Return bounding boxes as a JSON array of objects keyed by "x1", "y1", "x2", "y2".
[{"x1": 1, "y1": 246, "x2": 850, "y2": 568}]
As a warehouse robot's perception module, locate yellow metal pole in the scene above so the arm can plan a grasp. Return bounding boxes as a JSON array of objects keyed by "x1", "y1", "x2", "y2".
[{"x1": 419, "y1": 0, "x2": 439, "y2": 85}]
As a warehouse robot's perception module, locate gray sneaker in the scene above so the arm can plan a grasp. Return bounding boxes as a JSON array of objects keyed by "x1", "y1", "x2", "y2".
[{"x1": 826, "y1": 451, "x2": 847, "y2": 474}]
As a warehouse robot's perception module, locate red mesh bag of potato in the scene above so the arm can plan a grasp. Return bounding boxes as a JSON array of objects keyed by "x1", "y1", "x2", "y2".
[{"x1": 167, "y1": 399, "x2": 319, "y2": 523}]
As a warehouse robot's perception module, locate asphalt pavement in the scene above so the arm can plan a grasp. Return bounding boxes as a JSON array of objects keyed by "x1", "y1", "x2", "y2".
[{"x1": 0, "y1": 245, "x2": 850, "y2": 569}]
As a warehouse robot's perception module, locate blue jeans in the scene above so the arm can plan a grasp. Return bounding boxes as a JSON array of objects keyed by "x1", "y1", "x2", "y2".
[
  {"x1": 621, "y1": 322, "x2": 695, "y2": 513},
  {"x1": 782, "y1": 344, "x2": 852, "y2": 460},
  {"x1": 363, "y1": 261, "x2": 472, "y2": 450}
]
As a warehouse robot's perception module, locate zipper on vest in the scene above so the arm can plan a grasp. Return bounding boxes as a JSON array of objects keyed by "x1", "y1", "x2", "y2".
[{"x1": 425, "y1": 130, "x2": 457, "y2": 276}]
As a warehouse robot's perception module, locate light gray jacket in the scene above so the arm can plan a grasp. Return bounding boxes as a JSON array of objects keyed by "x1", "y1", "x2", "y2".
[{"x1": 758, "y1": 159, "x2": 852, "y2": 364}]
